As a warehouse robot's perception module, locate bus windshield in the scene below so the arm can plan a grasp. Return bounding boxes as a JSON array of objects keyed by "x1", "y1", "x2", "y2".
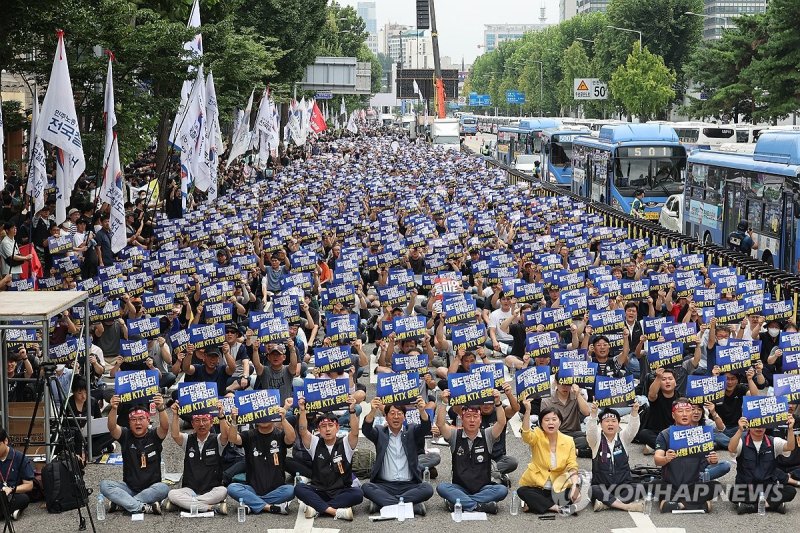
[
  {"x1": 550, "y1": 141, "x2": 573, "y2": 167},
  {"x1": 615, "y1": 156, "x2": 685, "y2": 196}
]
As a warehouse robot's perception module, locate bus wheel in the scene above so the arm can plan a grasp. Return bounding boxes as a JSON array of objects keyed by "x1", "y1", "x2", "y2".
[
  {"x1": 703, "y1": 232, "x2": 713, "y2": 246},
  {"x1": 761, "y1": 250, "x2": 774, "y2": 267}
]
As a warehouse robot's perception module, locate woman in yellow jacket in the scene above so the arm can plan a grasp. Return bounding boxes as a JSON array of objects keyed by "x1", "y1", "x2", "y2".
[{"x1": 518, "y1": 399, "x2": 584, "y2": 515}]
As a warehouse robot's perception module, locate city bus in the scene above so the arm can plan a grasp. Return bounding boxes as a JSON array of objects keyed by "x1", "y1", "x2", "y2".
[
  {"x1": 459, "y1": 114, "x2": 478, "y2": 136},
  {"x1": 495, "y1": 117, "x2": 560, "y2": 166},
  {"x1": 541, "y1": 126, "x2": 591, "y2": 187},
  {"x1": 683, "y1": 130, "x2": 800, "y2": 270},
  {"x1": 671, "y1": 121, "x2": 737, "y2": 151},
  {"x1": 571, "y1": 123, "x2": 687, "y2": 219}
]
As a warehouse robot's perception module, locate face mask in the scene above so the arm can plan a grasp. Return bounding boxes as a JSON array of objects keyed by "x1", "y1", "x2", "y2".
[
  {"x1": 717, "y1": 338, "x2": 729, "y2": 347},
  {"x1": 768, "y1": 328, "x2": 781, "y2": 338}
]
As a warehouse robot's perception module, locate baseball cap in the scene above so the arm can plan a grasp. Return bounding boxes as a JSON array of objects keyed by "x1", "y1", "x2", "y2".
[
  {"x1": 269, "y1": 344, "x2": 287, "y2": 355},
  {"x1": 205, "y1": 345, "x2": 222, "y2": 357}
]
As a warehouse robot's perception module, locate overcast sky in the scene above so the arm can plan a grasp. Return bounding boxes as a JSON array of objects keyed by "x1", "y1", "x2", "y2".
[{"x1": 336, "y1": 0, "x2": 558, "y2": 64}]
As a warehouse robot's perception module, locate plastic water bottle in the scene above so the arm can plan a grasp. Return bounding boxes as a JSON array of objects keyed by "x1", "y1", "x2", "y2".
[
  {"x1": 699, "y1": 467, "x2": 710, "y2": 483},
  {"x1": 644, "y1": 486, "x2": 653, "y2": 515},
  {"x1": 238, "y1": 498, "x2": 246, "y2": 523},
  {"x1": 96, "y1": 494, "x2": 106, "y2": 521},
  {"x1": 190, "y1": 494, "x2": 198, "y2": 516},
  {"x1": 295, "y1": 471, "x2": 302, "y2": 486},
  {"x1": 160, "y1": 458, "x2": 166, "y2": 480},
  {"x1": 423, "y1": 467, "x2": 431, "y2": 483},
  {"x1": 398, "y1": 497, "x2": 406, "y2": 522},
  {"x1": 757, "y1": 491, "x2": 766, "y2": 516},
  {"x1": 510, "y1": 490, "x2": 520, "y2": 516},
  {"x1": 453, "y1": 498, "x2": 462, "y2": 522}
]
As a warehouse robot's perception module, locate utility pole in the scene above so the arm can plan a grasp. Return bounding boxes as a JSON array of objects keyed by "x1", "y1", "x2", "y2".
[{"x1": 429, "y1": 0, "x2": 445, "y2": 118}]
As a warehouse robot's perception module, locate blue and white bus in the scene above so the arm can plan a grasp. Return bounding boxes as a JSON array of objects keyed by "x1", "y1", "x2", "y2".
[
  {"x1": 541, "y1": 126, "x2": 591, "y2": 187},
  {"x1": 459, "y1": 114, "x2": 478, "y2": 136},
  {"x1": 684, "y1": 130, "x2": 800, "y2": 270},
  {"x1": 495, "y1": 117, "x2": 560, "y2": 167},
  {"x1": 571, "y1": 124, "x2": 687, "y2": 219}
]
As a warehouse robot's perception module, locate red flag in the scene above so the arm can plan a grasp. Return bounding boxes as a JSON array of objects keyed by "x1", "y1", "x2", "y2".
[{"x1": 309, "y1": 101, "x2": 327, "y2": 133}]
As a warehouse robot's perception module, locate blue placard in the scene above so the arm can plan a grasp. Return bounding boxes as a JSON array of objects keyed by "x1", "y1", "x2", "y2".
[
  {"x1": 114, "y1": 369, "x2": 160, "y2": 404},
  {"x1": 716, "y1": 344, "x2": 751, "y2": 373},
  {"x1": 376, "y1": 372, "x2": 421, "y2": 405},
  {"x1": 189, "y1": 323, "x2": 226, "y2": 349},
  {"x1": 120, "y1": 339, "x2": 149, "y2": 362},
  {"x1": 742, "y1": 395, "x2": 790, "y2": 428},
  {"x1": 258, "y1": 317, "x2": 290, "y2": 344},
  {"x1": 142, "y1": 292, "x2": 174, "y2": 315},
  {"x1": 525, "y1": 331, "x2": 560, "y2": 359},
  {"x1": 668, "y1": 425, "x2": 714, "y2": 457},
  {"x1": 763, "y1": 300, "x2": 794, "y2": 322},
  {"x1": 204, "y1": 302, "x2": 234, "y2": 324},
  {"x1": 447, "y1": 369, "x2": 494, "y2": 406},
  {"x1": 773, "y1": 374, "x2": 800, "y2": 402},
  {"x1": 473, "y1": 362, "x2": 505, "y2": 389},
  {"x1": 391, "y1": 353, "x2": 429, "y2": 375},
  {"x1": 588, "y1": 309, "x2": 624, "y2": 335},
  {"x1": 685, "y1": 375, "x2": 726, "y2": 404},
  {"x1": 662, "y1": 322, "x2": 697, "y2": 343},
  {"x1": 594, "y1": 375, "x2": 636, "y2": 408},
  {"x1": 48, "y1": 337, "x2": 82, "y2": 364},
  {"x1": 443, "y1": 294, "x2": 477, "y2": 326},
  {"x1": 325, "y1": 313, "x2": 358, "y2": 343},
  {"x1": 557, "y1": 359, "x2": 598, "y2": 386},
  {"x1": 235, "y1": 389, "x2": 282, "y2": 423},
  {"x1": 646, "y1": 341, "x2": 684, "y2": 370},
  {"x1": 714, "y1": 300, "x2": 747, "y2": 324},
  {"x1": 392, "y1": 315, "x2": 427, "y2": 341},
  {"x1": 450, "y1": 323, "x2": 487, "y2": 351},
  {"x1": 313, "y1": 345, "x2": 353, "y2": 374},
  {"x1": 177, "y1": 382, "x2": 219, "y2": 416},
  {"x1": 300, "y1": 377, "x2": 350, "y2": 412},
  {"x1": 515, "y1": 365, "x2": 551, "y2": 401}
]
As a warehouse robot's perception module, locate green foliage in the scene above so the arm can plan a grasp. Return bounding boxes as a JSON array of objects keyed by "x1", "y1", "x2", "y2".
[
  {"x1": 610, "y1": 44, "x2": 676, "y2": 121},
  {"x1": 1, "y1": 100, "x2": 28, "y2": 132},
  {"x1": 557, "y1": 43, "x2": 591, "y2": 116}
]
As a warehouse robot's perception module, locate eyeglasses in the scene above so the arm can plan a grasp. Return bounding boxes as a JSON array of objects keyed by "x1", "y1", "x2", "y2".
[{"x1": 129, "y1": 416, "x2": 149, "y2": 422}]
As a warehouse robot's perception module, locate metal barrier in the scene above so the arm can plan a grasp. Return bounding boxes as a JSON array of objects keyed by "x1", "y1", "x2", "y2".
[{"x1": 473, "y1": 151, "x2": 800, "y2": 323}]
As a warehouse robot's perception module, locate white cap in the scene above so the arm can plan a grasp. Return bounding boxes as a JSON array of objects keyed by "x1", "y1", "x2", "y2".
[{"x1": 56, "y1": 364, "x2": 66, "y2": 372}]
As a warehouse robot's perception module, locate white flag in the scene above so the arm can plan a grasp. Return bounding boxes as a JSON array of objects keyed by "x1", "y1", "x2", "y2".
[
  {"x1": 0, "y1": 98, "x2": 4, "y2": 192},
  {"x1": 37, "y1": 30, "x2": 86, "y2": 223},
  {"x1": 413, "y1": 79, "x2": 424, "y2": 102},
  {"x1": 168, "y1": 0, "x2": 203, "y2": 149},
  {"x1": 226, "y1": 89, "x2": 254, "y2": 168},
  {"x1": 346, "y1": 111, "x2": 358, "y2": 134},
  {"x1": 26, "y1": 96, "x2": 47, "y2": 215},
  {"x1": 287, "y1": 100, "x2": 305, "y2": 146},
  {"x1": 99, "y1": 56, "x2": 117, "y2": 203},
  {"x1": 177, "y1": 65, "x2": 206, "y2": 210},
  {"x1": 340, "y1": 96, "x2": 346, "y2": 119},
  {"x1": 203, "y1": 72, "x2": 222, "y2": 200},
  {"x1": 107, "y1": 137, "x2": 126, "y2": 253}
]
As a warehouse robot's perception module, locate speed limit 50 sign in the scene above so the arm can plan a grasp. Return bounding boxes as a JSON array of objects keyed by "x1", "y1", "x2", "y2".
[{"x1": 574, "y1": 78, "x2": 608, "y2": 100}]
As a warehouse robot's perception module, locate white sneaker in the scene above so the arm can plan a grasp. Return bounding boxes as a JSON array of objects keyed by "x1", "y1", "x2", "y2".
[
  {"x1": 304, "y1": 505, "x2": 318, "y2": 519},
  {"x1": 334, "y1": 507, "x2": 354, "y2": 521},
  {"x1": 593, "y1": 500, "x2": 609, "y2": 512}
]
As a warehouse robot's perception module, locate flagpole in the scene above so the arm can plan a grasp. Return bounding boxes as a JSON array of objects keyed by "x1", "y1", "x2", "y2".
[{"x1": 92, "y1": 50, "x2": 117, "y2": 216}]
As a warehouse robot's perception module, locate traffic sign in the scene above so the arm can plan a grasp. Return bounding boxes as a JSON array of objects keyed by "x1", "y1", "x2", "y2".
[
  {"x1": 469, "y1": 94, "x2": 491, "y2": 106},
  {"x1": 458, "y1": 96, "x2": 466, "y2": 106},
  {"x1": 573, "y1": 78, "x2": 608, "y2": 100},
  {"x1": 315, "y1": 91, "x2": 333, "y2": 100},
  {"x1": 505, "y1": 90, "x2": 526, "y2": 105}
]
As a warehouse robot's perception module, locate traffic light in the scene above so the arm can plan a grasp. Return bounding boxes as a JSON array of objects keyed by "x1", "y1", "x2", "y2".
[{"x1": 416, "y1": 0, "x2": 430, "y2": 30}]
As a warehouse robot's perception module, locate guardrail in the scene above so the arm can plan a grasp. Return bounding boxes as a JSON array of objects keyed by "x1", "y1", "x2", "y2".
[{"x1": 468, "y1": 147, "x2": 800, "y2": 322}]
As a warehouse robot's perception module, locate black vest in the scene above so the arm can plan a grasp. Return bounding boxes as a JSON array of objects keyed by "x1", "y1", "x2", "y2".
[
  {"x1": 735, "y1": 434, "x2": 788, "y2": 485},
  {"x1": 311, "y1": 437, "x2": 352, "y2": 491},
  {"x1": 244, "y1": 429, "x2": 288, "y2": 496},
  {"x1": 591, "y1": 433, "x2": 632, "y2": 486},
  {"x1": 182, "y1": 433, "x2": 222, "y2": 494},
  {"x1": 120, "y1": 428, "x2": 162, "y2": 493},
  {"x1": 452, "y1": 429, "x2": 492, "y2": 494}
]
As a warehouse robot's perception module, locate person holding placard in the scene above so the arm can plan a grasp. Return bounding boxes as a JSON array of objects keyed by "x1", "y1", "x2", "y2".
[
  {"x1": 100, "y1": 393, "x2": 170, "y2": 515},
  {"x1": 182, "y1": 344, "x2": 237, "y2": 395},
  {"x1": 711, "y1": 365, "x2": 762, "y2": 448},
  {"x1": 586, "y1": 402, "x2": 645, "y2": 512},
  {"x1": 226, "y1": 398, "x2": 297, "y2": 515},
  {"x1": 653, "y1": 397, "x2": 720, "y2": 513},
  {"x1": 541, "y1": 378, "x2": 591, "y2": 457},
  {"x1": 295, "y1": 396, "x2": 363, "y2": 521},
  {"x1": 361, "y1": 396, "x2": 434, "y2": 515},
  {"x1": 164, "y1": 400, "x2": 230, "y2": 514},
  {"x1": 434, "y1": 388, "x2": 508, "y2": 514},
  {"x1": 517, "y1": 402, "x2": 583, "y2": 515},
  {"x1": 728, "y1": 413, "x2": 799, "y2": 513}
]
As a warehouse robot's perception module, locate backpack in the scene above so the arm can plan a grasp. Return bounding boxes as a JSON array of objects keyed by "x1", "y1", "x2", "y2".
[
  {"x1": 350, "y1": 448, "x2": 375, "y2": 479},
  {"x1": 42, "y1": 452, "x2": 88, "y2": 513}
]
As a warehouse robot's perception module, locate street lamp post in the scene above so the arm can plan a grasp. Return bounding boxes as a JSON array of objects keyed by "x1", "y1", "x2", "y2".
[
  {"x1": 684, "y1": 11, "x2": 724, "y2": 38},
  {"x1": 575, "y1": 37, "x2": 595, "y2": 45},
  {"x1": 532, "y1": 60, "x2": 543, "y2": 117},
  {"x1": 606, "y1": 25, "x2": 642, "y2": 50}
]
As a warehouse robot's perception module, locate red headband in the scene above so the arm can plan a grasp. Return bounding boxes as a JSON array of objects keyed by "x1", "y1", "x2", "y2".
[{"x1": 128, "y1": 408, "x2": 150, "y2": 418}]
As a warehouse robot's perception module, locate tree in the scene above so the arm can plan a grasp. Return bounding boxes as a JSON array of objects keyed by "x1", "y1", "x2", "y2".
[
  {"x1": 610, "y1": 44, "x2": 676, "y2": 121},
  {"x1": 682, "y1": 14, "x2": 768, "y2": 122},
  {"x1": 743, "y1": 0, "x2": 800, "y2": 120},
  {"x1": 557, "y1": 42, "x2": 591, "y2": 116}
]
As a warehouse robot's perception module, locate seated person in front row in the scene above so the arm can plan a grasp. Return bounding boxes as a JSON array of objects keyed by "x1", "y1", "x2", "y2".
[
  {"x1": 226, "y1": 399, "x2": 297, "y2": 514},
  {"x1": 361, "y1": 396, "x2": 434, "y2": 516},
  {"x1": 163, "y1": 400, "x2": 230, "y2": 514},
  {"x1": 100, "y1": 394, "x2": 169, "y2": 515},
  {"x1": 294, "y1": 397, "x2": 363, "y2": 521},
  {"x1": 434, "y1": 389, "x2": 509, "y2": 514},
  {"x1": 0, "y1": 427, "x2": 35, "y2": 521}
]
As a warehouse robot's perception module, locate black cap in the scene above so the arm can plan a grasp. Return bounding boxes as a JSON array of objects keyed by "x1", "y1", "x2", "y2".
[{"x1": 205, "y1": 345, "x2": 222, "y2": 357}]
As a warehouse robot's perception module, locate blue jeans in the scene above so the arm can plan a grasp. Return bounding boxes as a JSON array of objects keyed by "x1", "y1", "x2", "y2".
[
  {"x1": 714, "y1": 426, "x2": 738, "y2": 448},
  {"x1": 707, "y1": 461, "x2": 731, "y2": 481},
  {"x1": 436, "y1": 482, "x2": 508, "y2": 511},
  {"x1": 99, "y1": 480, "x2": 170, "y2": 513},
  {"x1": 227, "y1": 483, "x2": 295, "y2": 514},
  {"x1": 626, "y1": 356, "x2": 641, "y2": 376}
]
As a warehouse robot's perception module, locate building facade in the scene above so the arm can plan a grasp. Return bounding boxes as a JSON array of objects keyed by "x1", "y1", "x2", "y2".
[
  {"x1": 575, "y1": 0, "x2": 610, "y2": 15},
  {"x1": 560, "y1": 0, "x2": 578, "y2": 22},
  {"x1": 357, "y1": 1, "x2": 379, "y2": 55},
  {"x1": 700, "y1": 0, "x2": 767, "y2": 39},
  {"x1": 483, "y1": 24, "x2": 550, "y2": 53}
]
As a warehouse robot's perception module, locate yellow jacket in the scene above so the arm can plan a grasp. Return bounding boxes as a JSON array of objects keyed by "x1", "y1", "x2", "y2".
[{"x1": 519, "y1": 427, "x2": 579, "y2": 492}]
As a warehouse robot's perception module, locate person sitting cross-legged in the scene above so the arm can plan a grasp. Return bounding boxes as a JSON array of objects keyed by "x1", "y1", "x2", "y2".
[{"x1": 361, "y1": 396, "x2": 435, "y2": 516}]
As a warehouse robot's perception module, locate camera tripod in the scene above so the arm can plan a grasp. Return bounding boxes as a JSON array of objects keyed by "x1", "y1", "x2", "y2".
[{"x1": 5, "y1": 362, "x2": 96, "y2": 533}]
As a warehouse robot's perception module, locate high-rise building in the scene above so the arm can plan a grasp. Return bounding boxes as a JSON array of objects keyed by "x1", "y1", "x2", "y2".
[
  {"x1": 575, "y1": 0, "x2": 610, "y2": 15},
  {"x1": 382, "y1": 23, "x2": 411, "y2": 62},
  {"x1": 392, "y1": 29, "x2": 434, "y2": 69},
  {"x1": 560, "y1": 0, "x2": 578, "y2": 22},
  {"x1": 357, "y1": 1, "x2": 379, "y2": 55},
  {"x1": 482, "y1": 24, "x2": 550, "y2": 53},
  {"x1": 699, "y1": 0, "x2": 768, "y2": 39}
]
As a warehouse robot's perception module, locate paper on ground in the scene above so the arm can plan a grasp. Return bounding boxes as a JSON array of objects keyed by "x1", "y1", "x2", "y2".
[
  {"x1": 380, "y1": 502, "x2": 414, "y2": 519},
  {"x1": 180, "y1": 511, "x2": 215, "y2": 518},
  {"x1": 451, "y1": 511, "x2": 487, "y2": 521}
]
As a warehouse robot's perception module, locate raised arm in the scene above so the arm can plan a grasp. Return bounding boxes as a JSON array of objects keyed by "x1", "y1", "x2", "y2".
[
  {"x1": 107, "y1": 395, "x2": 123, "y2": 440},
  {"x1": 170, "y1": 401, "x2": 185, "y2": 446},
  {"x1": 435, "y1": 389, "x2": 454, "y2": 441}
]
